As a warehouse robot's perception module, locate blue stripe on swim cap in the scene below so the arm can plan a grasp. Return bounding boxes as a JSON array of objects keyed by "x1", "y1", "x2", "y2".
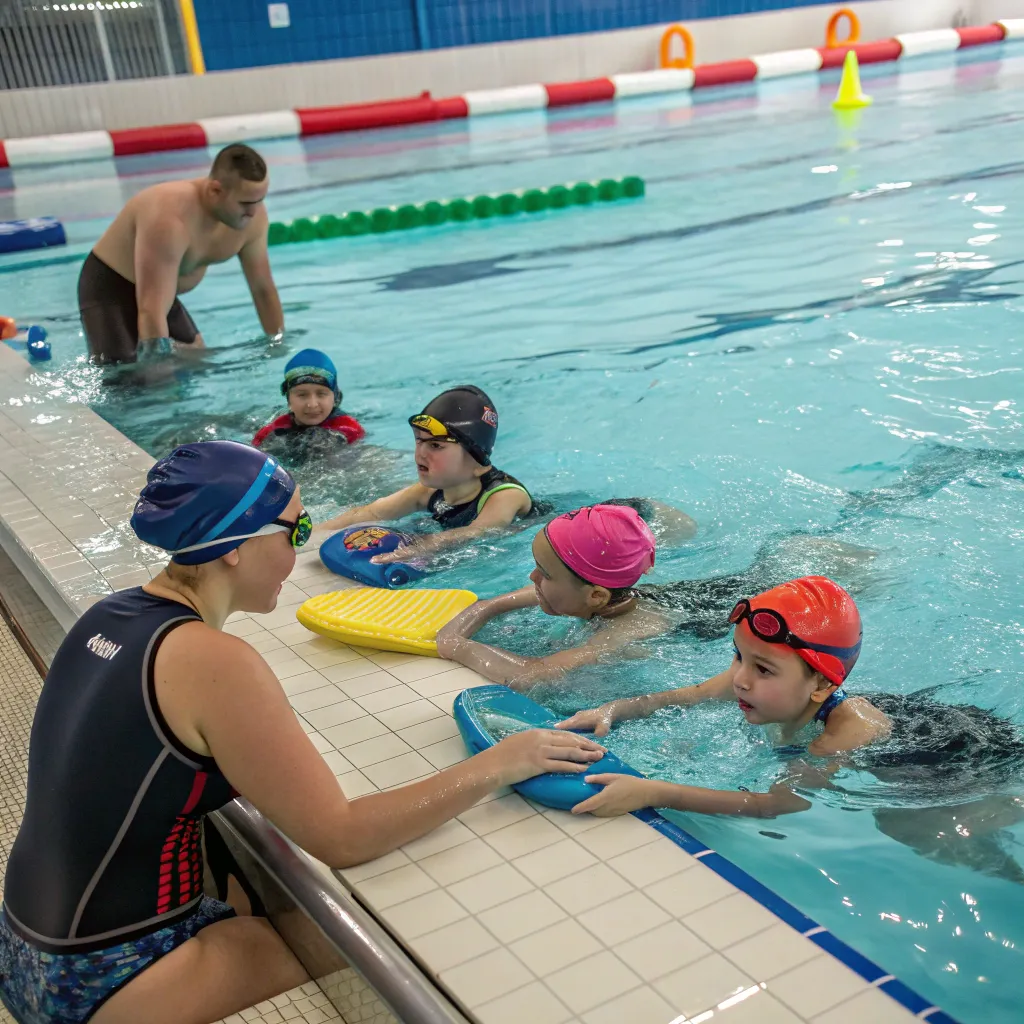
[{"x1": 195, "y1": 457, "x2": 278, "y2": 545}]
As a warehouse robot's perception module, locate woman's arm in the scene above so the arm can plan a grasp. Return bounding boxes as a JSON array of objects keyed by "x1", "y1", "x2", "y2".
[
  {"x1": 159, "y1": 626, "x2": 605, "y2": 868},
  {"x1": 316, "y1": 484, "x2": 429, "y2": 532},
  {"x1": 555, "y1": 668, "x2": 737, "y2": 736},
  {"x1": 371, "y1": 488, "x2": 530, "y2": 564},
  {"x1": 571, "y1": 774, "x2": 811, "y2": 818}
]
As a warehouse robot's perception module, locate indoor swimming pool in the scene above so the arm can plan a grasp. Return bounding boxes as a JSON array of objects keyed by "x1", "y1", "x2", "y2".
[{"x1": 2, "y1": 41, "x2": 1023, "y2": 1023}]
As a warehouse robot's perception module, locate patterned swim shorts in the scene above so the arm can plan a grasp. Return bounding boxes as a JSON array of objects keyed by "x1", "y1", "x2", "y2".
[{"x1": 0, "y1": 897, "x2": 235, "y2": 1023}]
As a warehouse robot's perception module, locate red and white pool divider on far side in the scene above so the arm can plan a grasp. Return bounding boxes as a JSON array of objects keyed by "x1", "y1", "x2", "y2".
[{"x1": 1, "y1": 19, "x2": 1022, "y2": 169}]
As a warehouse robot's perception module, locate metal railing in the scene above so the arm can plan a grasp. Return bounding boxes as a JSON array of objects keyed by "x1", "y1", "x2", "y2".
[{"x1": 0, "y1": 0, "x2": 188, "y2": 90}]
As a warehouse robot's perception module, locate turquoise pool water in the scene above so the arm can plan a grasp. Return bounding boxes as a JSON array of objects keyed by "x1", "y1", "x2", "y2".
[{"x1": 4, "y1": 44, "x2": 1024, "y2": 1021}]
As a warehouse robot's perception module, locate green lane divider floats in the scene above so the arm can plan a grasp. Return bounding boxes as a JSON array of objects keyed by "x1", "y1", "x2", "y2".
[{"x1": 268, "y1": 176, "x2": 645, "y2": 246}]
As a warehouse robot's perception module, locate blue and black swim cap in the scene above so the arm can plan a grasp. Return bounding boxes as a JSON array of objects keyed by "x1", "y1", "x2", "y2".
[
  {"x1": 281, "y1": 348, "x2": 340, "y2": 404},
  {"x1": 131, "y1": 440, "x2": 295, "y2": 565}
]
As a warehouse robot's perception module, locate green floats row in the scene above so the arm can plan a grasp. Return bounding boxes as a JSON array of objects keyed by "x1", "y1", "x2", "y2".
[{"x1": 268, "y1": 176, "x2": 645, "y2": 246}]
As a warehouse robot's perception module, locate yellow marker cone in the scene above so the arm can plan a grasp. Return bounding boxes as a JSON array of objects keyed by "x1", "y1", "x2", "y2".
[{"x1": 832, "y1": 50, "x2": 872, "y2": 110}]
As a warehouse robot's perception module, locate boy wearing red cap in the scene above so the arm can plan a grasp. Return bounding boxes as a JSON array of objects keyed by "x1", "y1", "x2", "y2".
[{"x1": 557, "y1": 575, "x2": 893, "y2": 818}]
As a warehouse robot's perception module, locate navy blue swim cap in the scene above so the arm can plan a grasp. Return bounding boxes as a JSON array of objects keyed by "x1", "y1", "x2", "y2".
[
  {"x1": 132, "y1": 441, "x2": 295, "y2": 565},
  {"x1": 281, "y1": 348, "x2": 340, "y2": 403}
]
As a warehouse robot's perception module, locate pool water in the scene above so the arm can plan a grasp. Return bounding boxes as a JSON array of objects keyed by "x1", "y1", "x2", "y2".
[{"x1": 4, "y1": 44, "x2": 1024, "y2": 1022}]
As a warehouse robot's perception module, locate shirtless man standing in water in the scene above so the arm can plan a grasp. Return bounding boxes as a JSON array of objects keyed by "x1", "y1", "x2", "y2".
[{"x1": 79, "y1": 144, "x2": 284, "y2": 364}]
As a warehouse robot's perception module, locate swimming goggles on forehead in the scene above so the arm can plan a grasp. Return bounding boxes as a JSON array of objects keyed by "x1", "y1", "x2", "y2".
[
  {"x1": 172, "y1": 509, "x2": 312, "y2": 556},
  {"x1": 728, "y1": 599, "x2": 862, "y2": 661},
  {"x1": 409, "y1": 413, "x2": 460, "y2": 443}
]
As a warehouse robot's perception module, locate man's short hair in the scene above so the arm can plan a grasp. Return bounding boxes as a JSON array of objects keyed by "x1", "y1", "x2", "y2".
[{"x1": 210, "y1": 144, "x2": 267, "y2": 184}]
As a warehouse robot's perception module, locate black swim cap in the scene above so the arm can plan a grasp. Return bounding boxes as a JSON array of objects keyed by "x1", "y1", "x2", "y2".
[{"x1": 410, "y1": 386, "x2": 498, "y2": 466}]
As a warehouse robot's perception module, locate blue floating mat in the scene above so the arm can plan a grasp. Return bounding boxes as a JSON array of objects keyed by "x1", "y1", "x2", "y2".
[
  {"x1": 319, "y1": 524, "x2": 427, "y2": 589},
  {"x1": 0, "y1": 217, "x2": 66, "y2": 255},
  {"x1": 453, "y1": 685, "x2": 644, "y2": 811}
]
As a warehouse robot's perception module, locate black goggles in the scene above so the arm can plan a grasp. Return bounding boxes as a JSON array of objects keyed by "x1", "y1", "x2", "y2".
[
  {"x1": 273, "y1": 508, "x2": 313, "y2": 549},
  {"x1": 728, "y1": 599, "x2": 861, "y2": 661}
]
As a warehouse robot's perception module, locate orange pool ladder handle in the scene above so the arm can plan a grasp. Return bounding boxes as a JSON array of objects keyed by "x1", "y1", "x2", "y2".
[
  {"x1": 826, "y1": 8, "x2": 861, "y2": 49},
  {"x1": 660, "y1": 24, "x2": 695, "y2": 70}
]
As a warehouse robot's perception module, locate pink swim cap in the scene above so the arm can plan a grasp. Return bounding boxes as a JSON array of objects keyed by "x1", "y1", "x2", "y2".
[{"x1": 545, "y1": 505, "x2": 656, "y2": 589}]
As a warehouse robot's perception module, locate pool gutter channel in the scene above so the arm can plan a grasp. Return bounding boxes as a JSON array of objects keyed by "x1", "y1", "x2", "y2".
[{"x1": 0, "y1": 333, "x2": 961, "y2": 1021}]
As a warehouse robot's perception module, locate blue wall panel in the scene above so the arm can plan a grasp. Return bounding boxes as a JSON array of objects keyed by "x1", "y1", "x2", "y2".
[
  {"x1": 195, "y1": 0, "x2": 419, "y2": 72},
  {"x1": 195, "y1": 0, "x2": 844, "y2": 73}
]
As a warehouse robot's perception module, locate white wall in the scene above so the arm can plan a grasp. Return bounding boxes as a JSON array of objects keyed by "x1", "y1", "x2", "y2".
[{"x1": 1, "y1": 0, "x2": 1022, "y2": 139}]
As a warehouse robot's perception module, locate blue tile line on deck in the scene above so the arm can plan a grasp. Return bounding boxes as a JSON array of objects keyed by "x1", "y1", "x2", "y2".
[{"x1": 630, "y1": 807, "x2": 956, "y2": 1022}]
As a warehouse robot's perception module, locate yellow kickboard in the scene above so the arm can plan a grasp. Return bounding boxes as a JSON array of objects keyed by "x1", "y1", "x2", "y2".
[{"x1": 296, "y1": 587, "x2": 478, "y2": 657}]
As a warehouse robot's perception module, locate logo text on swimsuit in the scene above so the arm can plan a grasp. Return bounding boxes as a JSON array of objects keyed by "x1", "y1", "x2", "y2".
[{"x1": 86, "y1": 633, "x2": 122, "y2": 660}]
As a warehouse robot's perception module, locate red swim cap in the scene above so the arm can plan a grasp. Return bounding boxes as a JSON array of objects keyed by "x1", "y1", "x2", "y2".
[{"x1": 741, "y1": 576, "x2": 862, "y2": 686}]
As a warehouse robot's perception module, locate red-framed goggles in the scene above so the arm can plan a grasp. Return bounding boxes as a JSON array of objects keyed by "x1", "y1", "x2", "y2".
[{"x1": 728, "y1": 599, "x2": 862, "y2": 662}]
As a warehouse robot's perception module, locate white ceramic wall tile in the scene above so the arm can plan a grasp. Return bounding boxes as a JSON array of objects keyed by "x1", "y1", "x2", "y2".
[
  {"x1": 509, "y1": 917, "x2": 602, "y2": 977},
  {"x1": 573, "y1": 814, "x2": 662, "y2": 859},
  {"x1": 476, "y1": 888, "x2": 566, "y2": 943},
  {"x1": 811, "y1": 986, "x2": 919, "y2": 1024},
  {"x1": 320, "y1": 716, "x2": 389, "y2": 748},
  {"x1": 440, "y1": 948, "x2": 534, "y2": 1008},
  {"x1": 683, "y1": 890, "x2": 779, "y2": 949},
  {"x1": 511, "y1": 837, "x2": 599, "y2": 887},
  {"x1": 336, "y1": 770, "x2": 377, "y2": 798},
  {"x1": 482, "y1": 813, "x2": 564, "y2": 860},
  {"x1": 576, "y1": 890, "x2": 670, "y2": 946},
  {"x1": 375, "y1": 699, "x2": 447, "y2": 731},
  {"x1": 606, "y1": 835, "x2": 698, "y2": 887},
  {"x1": 401, "y1": 818, "x2": 476, "y2": 861},
  {"x1": 417, "y1": 837, "x2": 506, "y2": 887},
  {"x1": 354, "y1": 684, "x2": 421, "y2": 714},
  {"x1": 654, "y1": 952, "x2": 756, "y2": 1019},
  {"x1": 396, "y1": 715, "x2": 460, "y2": 748},
  {"x1": 612, "y1": 919, "x2": 710, "y2": 983},
  {"x1": 473, "y1": 980, "x2": 574, "y2": 1024},
  {"x1": 304, "y1": 701, "x2": 367, "y2": 731},
  {"x1": 337, "y1": 849, "x2": 411, "y2": 885},
  {"x1": 361, "y1": 750, "x2": 433, "y2": 788},
  {"x1": 410, "y1": 916, "x2": 500, "y2": 974},
  {"x1": 724, "y1": 922, "x2": 820, "y2": 981},
  {"x1": 341, "y1": 733, "x2": 413, "y2": 769},
  {"x1": 459, "y1": 793, "x2": 536, "y2": 836},
  {"x1": 289, "y1": 684, "x2": 350, "y2": 713},
  {"x1": 579, "y1": 986, "x2": 678, "y2": 1024},
  {"x1": 380, "y1": 888, "x2": 468, "y2": 940},
  {"x1": 766, "y1": 954, "x2": 869, "y2": 1018},
  {"x1": 545, "y1": 950, "x2": 641, "y2": 1015},
  {"x1": 643, "y1": 863, "x2": 737, "y2": 917},
  {"x1": 419, "y1": 736, "x2": 469, "y2": 769},
  {"x1": 356, "y1": 863, "x2": 436, "y2": 911},
  {"x1": 546, "y1": 863, "x2": 633, "y2": 916},
  {"x1": 448, "y1": 863, "x2": 535, "y2": 914}
]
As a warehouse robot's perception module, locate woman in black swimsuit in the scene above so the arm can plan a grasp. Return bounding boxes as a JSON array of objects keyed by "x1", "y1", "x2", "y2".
[{"x1": 0, "y1": 441, "x2": 603, "y2": 1024}]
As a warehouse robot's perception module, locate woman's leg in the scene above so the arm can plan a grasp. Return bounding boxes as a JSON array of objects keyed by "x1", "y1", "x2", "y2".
[{"x1": 92, "y1": 916, "x2": 308, "y2": 1024}]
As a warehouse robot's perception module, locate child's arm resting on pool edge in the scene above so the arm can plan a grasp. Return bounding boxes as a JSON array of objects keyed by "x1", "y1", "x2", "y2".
[
  {"x1": 555, "y1": 669, "x2": 736, "y2": 736},
  {"x1": 572, "y1": 775, "x2": 811, "y2": 819},
  {"x1": 436, "y1": 589, "x2": 670, "y2": 688},
  {"x1": 316, "y1": 484, "x2": 430, "y2": 532}
]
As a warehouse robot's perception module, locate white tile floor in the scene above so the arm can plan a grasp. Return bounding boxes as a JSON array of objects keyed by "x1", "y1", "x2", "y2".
[{"x1": 0, "y1": 343, "x2": 926, "y2": 1023}]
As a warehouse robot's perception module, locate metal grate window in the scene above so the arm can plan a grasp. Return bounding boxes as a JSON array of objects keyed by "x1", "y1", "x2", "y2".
[{"x1": 0, "y1": 0, "x2": 187, "y2": 89}]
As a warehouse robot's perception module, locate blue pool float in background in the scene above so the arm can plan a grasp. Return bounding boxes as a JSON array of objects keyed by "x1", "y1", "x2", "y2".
[
  {"x1": 319, "y1": 524, "x2": 427, "y2": 589},
  {"x1": 0, "y1": 217, "x2": 66, "y2": 254},
  {"x1": 454, "y1": 684, "x2": 644, "y2": 811}
]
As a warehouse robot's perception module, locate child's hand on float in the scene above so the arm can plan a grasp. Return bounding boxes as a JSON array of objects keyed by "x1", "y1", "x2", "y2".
[
  {"x1": 555, "y1": 702, "x2": 619, "y2": 737},
  {"x1": 571, "y1": 775, "x2": 657, "y2": 816}
]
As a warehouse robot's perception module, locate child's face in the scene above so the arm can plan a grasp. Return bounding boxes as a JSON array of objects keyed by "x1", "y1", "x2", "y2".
[
  {"x1": 288, "y1": 384, "x2": 335, "y2": 426},
  {"x1": 412, "y1": 428, "x2": 486, "y2": 489},
  {"x1": 529, "y1": 530, "x2": 610, "y2": 618},
  {"x1": 730, "y1": 627, "x2": 830, "y2": 725}
]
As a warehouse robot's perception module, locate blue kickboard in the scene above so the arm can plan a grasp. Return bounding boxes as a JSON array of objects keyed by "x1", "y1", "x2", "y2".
[
  {"x1": 453, "y1": 685, "x2": 644, "y2": 811},
  {"x1": 319, "y1": 525, "x2": 427, "y2": 589}
]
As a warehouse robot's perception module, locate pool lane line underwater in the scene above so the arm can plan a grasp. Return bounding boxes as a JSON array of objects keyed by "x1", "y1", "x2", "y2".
[{"x1": 453, "y1": 684, "x2": 960, "y2": 1024}]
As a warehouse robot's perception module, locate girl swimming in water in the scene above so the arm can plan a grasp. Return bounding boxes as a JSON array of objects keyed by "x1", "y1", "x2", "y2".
[
  {"x1": 557, "y1": 576, "x2": 1024, "y2": 882},
  {"x1": 437, "y1": 504, "x2": 871, "y2": 688}
]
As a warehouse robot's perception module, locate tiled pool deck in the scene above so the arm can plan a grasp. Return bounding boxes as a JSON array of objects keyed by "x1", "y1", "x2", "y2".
[{"x1": 0, "y1": 343, "x2": 935, "y2": 1024}]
